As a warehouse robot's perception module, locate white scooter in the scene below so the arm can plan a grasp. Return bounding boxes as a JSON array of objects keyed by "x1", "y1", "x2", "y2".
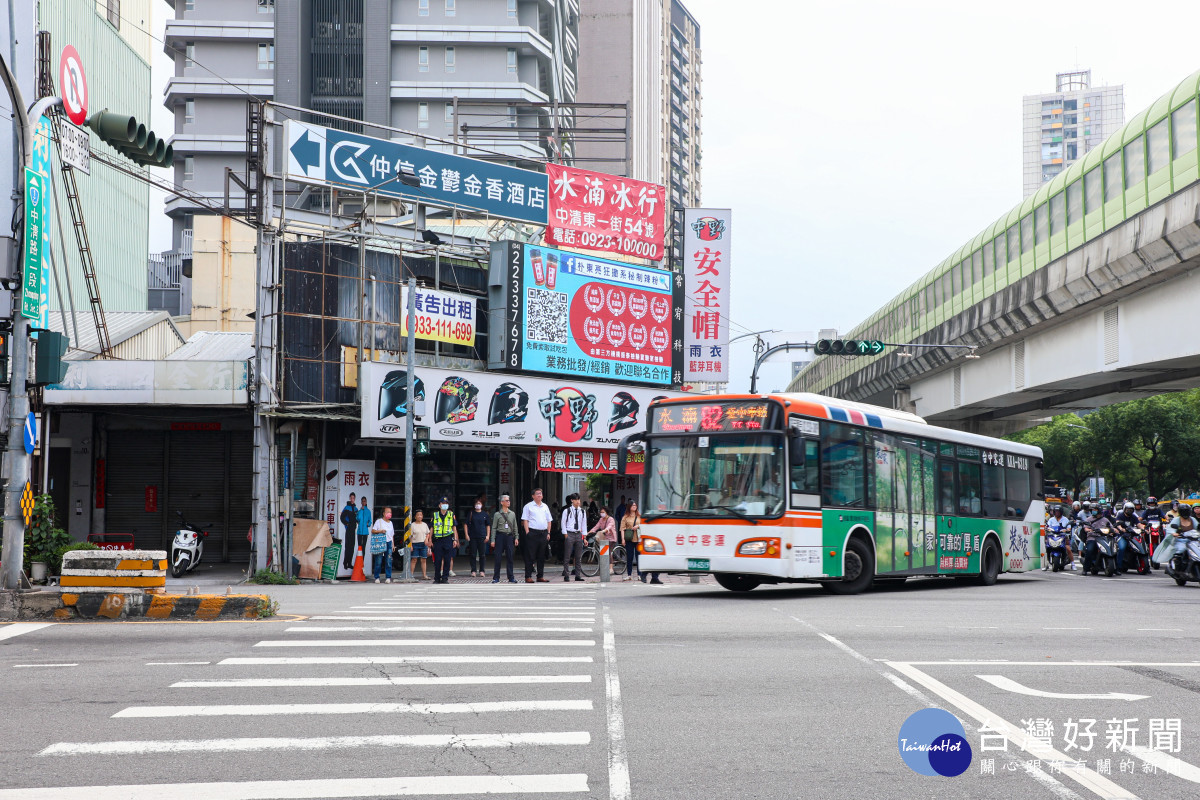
[{"x1": 170, "y1": 511, "x2": 211, "y2": 578}]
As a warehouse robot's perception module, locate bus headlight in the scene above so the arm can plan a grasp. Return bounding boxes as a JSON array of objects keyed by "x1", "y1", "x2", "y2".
[
  {"x1": 640, "y1": 537, "x2": 664, "y2": 554},
  {"x1": 737, "y1": 538, "x2": 781, "y2": 557}
]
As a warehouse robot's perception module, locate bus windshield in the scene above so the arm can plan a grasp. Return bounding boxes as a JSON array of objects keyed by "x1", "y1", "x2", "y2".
[{"x1": 646, "y1": 433, "x2": 785, "y2": 518}]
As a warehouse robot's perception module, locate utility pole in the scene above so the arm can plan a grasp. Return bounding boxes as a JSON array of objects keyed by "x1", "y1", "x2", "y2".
[
  {"x1": 0, "y1": 52, "x2": 60, "y2": 590},
  {"x1": 402, "y1": 276, "x2": 416, "y2": 582}
]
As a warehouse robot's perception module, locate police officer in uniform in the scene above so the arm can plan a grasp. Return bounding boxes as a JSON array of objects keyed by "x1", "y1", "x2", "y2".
[{"x1": 431, "y1": 496, "x2": 459, "y2": 584}]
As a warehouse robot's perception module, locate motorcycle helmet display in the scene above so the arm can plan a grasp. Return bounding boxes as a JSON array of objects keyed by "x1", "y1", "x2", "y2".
[
  {"x1": 608, "y1": 391, "x2": 640, "y2": 434},
  {"x1": 435, "y1": 376, "x2": 479, "y2": 424},
  {"x1": 378, "y1": 371, "x2": 426, "y2": 419},
  {"x1": 489, "y1": 382, "x2": 529, "y2": 424}
]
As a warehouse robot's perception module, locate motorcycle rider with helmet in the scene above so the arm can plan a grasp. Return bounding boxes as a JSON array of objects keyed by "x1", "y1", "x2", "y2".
[
  {"x1": 1043, "y1": 505, "x2": 1076, "y2": 570},
  {"x1": 1113, "y1": 501, "x2": 1141, "y2": 572},
  {"x1": 1082, "y1": 502, "x2": 1118, "y2": 575}
]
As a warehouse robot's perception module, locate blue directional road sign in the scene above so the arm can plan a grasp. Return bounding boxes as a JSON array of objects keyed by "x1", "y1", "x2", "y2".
[
  {"x1": 284, "y1": 120, "x2": 549, "y2": 225},
  {"x1": 23, "y1": 413, "x2": 36, "y2": 455}
]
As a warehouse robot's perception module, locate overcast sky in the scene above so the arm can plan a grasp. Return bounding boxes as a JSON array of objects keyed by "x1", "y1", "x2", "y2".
[
  {"x1": 149, "y1": 1, "x2": 1199, "y2": 393},
  {"x1": 683, "y1": 0, "x2": 1200, "y2": 393}
]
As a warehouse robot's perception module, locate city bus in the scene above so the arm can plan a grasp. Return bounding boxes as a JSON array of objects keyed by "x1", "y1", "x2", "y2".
[{"x1": 618, "y1": 393, "x2": 1044, "y2": 594}]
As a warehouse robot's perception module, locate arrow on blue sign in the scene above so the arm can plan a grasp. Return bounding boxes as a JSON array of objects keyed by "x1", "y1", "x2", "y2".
[
  {"x1": 23, "y1": 413, "x2": 36, "y2": 455},
  {"x1": 289, "y1": 128, "x2": 323, "y2": 178}
]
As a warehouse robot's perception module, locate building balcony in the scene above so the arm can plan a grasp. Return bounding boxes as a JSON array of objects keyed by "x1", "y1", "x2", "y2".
[
  {"x1": 168, "y1": 133, "x2": 253, "y2": 155},
  {"x1": 391, "y1": 25, "x2": 553, "y2": 61},
  {"x1": 390, "y1": 80, "x2": 548, "y2": 104},
  {"x1": 163, "y1": 18, "x2": 273, "y2": 53},
  {"x1": 163, "y1": 76, "x2": 273, "y2": 108}
]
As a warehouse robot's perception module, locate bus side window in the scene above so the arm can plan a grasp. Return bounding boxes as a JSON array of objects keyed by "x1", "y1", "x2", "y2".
[
  {"x1": 790, "y1": 437, "x2": 820, "y2": 506},
  {"x1": 820, "y1": 423, "x2": 866, "y2": 508},
  {"x1": 937, "y1": 459, "x2": 956, "y2": 515}
]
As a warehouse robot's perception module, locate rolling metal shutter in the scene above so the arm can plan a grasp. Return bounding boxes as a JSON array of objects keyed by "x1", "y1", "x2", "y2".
[
  {"x1": 167, "y1": 431, "x2": 230, "y2": 563},
  {"x1": 227, "y1": 433, "x2": 253, "y2": 563},
  {"x1": 105, "y1": 432, "x2": 167, "y2": 551}
]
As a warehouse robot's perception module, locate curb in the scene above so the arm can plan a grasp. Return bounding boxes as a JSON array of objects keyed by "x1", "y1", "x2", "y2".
[{"x1": 2, "y1": 589, "x2": 273, "y2": 621}]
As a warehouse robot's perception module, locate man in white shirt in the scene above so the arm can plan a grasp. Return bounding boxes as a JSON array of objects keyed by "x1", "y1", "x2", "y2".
[
  {"x1": 521, "y1": 488, "x2": 554, "y2": 583},
  {"x1": 560, "y1": 493, "x2": 587, "y2": 582}
]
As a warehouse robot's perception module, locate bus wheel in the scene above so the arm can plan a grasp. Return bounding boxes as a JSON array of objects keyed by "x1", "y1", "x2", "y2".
[
  {"x1": 714, "y1": 574, "x2": 761, "y2": 592},
  {"x1": 821, "y1": 539, "x2": 874, "y2": 595},
  {"x1": 973, "y1": 539, "x2": 1002, "y2": 586}
]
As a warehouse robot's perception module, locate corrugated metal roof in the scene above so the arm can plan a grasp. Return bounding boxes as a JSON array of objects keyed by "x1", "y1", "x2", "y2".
[
  {"x1": 166, "y1": 331, "x2": 255, "y2": 361},
  {"x1": 48, "y1": 311, "x2": 186, "y2": 360}
]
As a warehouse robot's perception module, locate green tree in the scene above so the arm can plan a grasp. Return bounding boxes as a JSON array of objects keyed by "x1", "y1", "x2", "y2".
[{"x1": 1008, "y1": 415, "x2": 1093, "y2": 498}]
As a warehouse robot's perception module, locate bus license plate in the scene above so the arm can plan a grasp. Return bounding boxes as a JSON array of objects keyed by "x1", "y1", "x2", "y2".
[{"x1": 687, "y1": 558, "x2": 709, "y2": 571}]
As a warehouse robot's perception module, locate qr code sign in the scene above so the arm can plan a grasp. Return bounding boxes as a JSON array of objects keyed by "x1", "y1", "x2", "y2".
[{"x1": 526, "y1": 288, "x2": 567, "y2": 344}]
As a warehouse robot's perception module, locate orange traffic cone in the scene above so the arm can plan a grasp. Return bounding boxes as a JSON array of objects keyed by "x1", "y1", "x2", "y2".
[{"x1": 350, "y1": 543, "x2": 367, "y2": 582}]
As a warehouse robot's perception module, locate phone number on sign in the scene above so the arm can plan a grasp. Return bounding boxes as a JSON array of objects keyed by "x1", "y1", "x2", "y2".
[
  {"x1": 577, "y1": 231, "x2": 661, "y2": 259},
  {"x1": 410, "y1": 314, "x2": 475, "y2": 343}
]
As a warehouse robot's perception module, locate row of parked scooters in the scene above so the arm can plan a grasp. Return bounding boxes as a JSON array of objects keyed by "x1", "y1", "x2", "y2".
[{"x1": 1044, "y1": 503, "x2": 1200, "y2": 586}]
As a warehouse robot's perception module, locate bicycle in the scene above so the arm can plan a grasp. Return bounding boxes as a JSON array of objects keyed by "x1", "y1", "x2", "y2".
[{"x1": 579, "y1": 536, "x2": 626, "y2": 577}]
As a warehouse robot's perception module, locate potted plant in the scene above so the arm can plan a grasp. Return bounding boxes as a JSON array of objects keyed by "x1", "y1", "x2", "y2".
[{"x1": 25, "y1": 495, "x2": 70, "y2": 584}]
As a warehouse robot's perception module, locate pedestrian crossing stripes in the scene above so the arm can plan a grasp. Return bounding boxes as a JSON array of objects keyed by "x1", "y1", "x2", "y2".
[{"x1": 7, "y1": 586, "x2": 609, "y2": 798}]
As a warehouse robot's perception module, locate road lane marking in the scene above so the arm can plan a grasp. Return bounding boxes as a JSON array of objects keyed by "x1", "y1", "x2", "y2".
[
  {"x1": 1136, "y1": 628, "x2": 1182, "y2": 632},
  {"x1": 1043, "y1": 627, "x2": 1092, "y2": 630},
  {"x1": 288, "y1": 626, "x2": 594, "y2": 633},
  {"x1": 602, "y1": 609, "x2": 631, "y2": 800},
  {"x1": 313, "y1": 616, "x2": 596, "y2": 622},
  {"x1": 0, "y1": 623, "x2": 54, "y2": 641},
  {"x1": 887, "y1": 661, "x2": 1140, "y2": 800},
  {"x1": 331, "y1": 611, "x2": 596, "y2": 617},
  {"x1": 13, "y1": 663, "x2": 77, "y2": 668},
  {"x1": 218, "y1": 656, "x2": 594, "y2": 665},
  {"x1": 40, "y1": 731, "x2": 592, "y2": 756},
  {"x1": 352, "y1": 605, "x2": 596, "y2": 610},
  {"x1": 146, "y1": 661, "x2": 211, "y2": 666},
  {"x1": 1123, "y1": 745, "x2": 1200, "y2": 784},
  {"x1": 254, "y1": 638, "x2": 595, "y2": 648},
  {"x1": 976, "y1": 675, "x2": 1149, "y2": 701},
  {"x1": 115, "y1": 699, "x2": 595, "y2": 719},
  {"x1": 896, "y1": 661, "x2": 1200, "y2": 666},
  {"x1": 171, "y1": 675, "x2": 593, "y2": 688},
  {"x1": 0, "y1": 773, "x2": 591, "y2": 798}
]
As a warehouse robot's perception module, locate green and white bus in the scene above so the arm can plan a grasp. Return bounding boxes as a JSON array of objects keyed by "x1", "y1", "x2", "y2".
[{"x1": 619, "y1": 392, "x2": 1044, "y2": 594}]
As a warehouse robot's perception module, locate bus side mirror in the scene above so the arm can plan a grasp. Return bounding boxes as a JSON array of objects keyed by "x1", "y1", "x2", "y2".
[{"x1": 617, "y1": 433, "x2": 645, "y2": 475}]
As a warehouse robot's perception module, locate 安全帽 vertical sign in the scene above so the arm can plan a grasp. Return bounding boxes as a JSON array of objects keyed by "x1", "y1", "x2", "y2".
[
  {"x1": 21, "y1": 168, "x2": 45, "y2": 320},
  {"x1": 682, "y1": 208, "x2": 732, "y2": 383}
]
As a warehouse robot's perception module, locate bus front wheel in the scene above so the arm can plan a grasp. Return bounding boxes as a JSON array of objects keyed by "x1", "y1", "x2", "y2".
[
  {"x1": 973, "y1": 539, "x2": 1002, "y2": 586},
  {"x1": 821, "y1": 538, "x2": 874, "y2": 595},
  {"x1": 714, "y1": 574, "x2": 761, "y2": 592}
]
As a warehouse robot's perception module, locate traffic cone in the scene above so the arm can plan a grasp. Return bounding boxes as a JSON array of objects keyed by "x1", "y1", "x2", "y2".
[{"x1": 350, "y1": 543, "x2": 367, "y2": 582}]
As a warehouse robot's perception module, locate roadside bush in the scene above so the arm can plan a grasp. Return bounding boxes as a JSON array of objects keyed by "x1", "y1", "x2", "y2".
[
  {"x1": 47, "y1": 541, "x2": 100, "y2": 575},
  {"x1": 248, "y1": 569, "x2": 299, "y2": 585}
]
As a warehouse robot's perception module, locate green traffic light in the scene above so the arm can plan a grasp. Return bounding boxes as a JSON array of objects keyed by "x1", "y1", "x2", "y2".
[{"x1": 87, "y1": 111, "x2": 174, "y2": 168}]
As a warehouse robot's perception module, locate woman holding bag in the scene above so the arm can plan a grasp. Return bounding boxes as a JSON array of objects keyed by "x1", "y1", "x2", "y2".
[{"x1": 620, "y1": 503, "x2": 642, "y2": 582}]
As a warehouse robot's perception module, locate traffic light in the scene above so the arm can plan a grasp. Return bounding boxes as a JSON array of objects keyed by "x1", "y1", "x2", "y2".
[
  {"x1": 87, "y1": 111, "x2": 174, "y2": 168},
  {"x1": 415, "y1": 425, "x2": 431, "y2": 456},
  {"x1": 815, "y1": 339, "x2": 886, "y2": 356},
  {"x1": 34, "y1": 331, "x2": 69, "y2": 385}
]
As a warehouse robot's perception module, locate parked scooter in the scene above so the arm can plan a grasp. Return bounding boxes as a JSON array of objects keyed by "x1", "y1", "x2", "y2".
[
  {"x1": 1121, "y1": 524, "x2": 1152, "y2": 575},
  {"x1": 1084, "y1": 526, "x2": 1119, "y2": 577},
  {"x1": 170, "y1": 511, "x2": 211, "y2": 578},
  {"x1": 1045, "y1": 528, "x2": 1070, "y2": 572},
  {"x1": 1165, "y1": 529, "x2": 1200, "y2": 586}
]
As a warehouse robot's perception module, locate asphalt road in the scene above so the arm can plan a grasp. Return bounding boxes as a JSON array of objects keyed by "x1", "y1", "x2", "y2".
[{"x1": 0, "y1": 567, "x2": 1198, "y2": 799}]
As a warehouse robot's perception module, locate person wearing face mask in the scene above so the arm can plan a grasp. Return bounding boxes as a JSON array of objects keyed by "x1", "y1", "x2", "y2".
[
  {"x1": 464, "y1": 496, "x2": 491, "y2": 577},
  {"x1": 430, "y1": 496, "x2": 459, "y2": 584}
]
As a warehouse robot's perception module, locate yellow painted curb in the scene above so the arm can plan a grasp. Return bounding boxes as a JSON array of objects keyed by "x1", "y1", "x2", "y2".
[
  {"x1": 145, "y1": 595, "x2": 178, "y2": 619},
  {"x1": 196, "y1": 597, "x2": 227, "y2": 620},
  {"x1": 59, "y1": 575, "x2": 166, "y2": 588},
  {"x1": 114, "y1": 559, "x2": 162, "y2": 570},
  {"x1": 61, "y1": 593, "x2": 79, "y2": 606},
  {"x1": 97, "y1": 594, "x2": 127, "y2": 619}
]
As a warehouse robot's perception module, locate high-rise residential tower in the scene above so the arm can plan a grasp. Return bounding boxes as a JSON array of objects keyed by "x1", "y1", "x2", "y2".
[{"x1": 1022, "y1": 69, "x2": 1123, "y2": 197}]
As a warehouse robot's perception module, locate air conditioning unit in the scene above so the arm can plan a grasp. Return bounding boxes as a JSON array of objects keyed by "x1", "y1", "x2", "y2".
[{"x1": 316, "y1": 22, "x2": 334, "y2": 37}]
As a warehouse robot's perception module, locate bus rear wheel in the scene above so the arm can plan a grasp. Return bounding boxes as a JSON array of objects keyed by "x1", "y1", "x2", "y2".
[
  {"x1": 714, "y1": 574, "x2": 761, "y2": 592},
  {"x1": 821, "y1": 538, "x2": 873, "y2": 595}
]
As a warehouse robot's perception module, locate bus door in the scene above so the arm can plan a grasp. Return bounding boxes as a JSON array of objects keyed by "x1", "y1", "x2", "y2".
[{"x1": 872, "y1": 435, "x2": 896, "y2": 574}]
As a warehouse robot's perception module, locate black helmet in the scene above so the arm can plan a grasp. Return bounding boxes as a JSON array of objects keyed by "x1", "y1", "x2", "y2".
[
  {"x1": 1147, "y1": 496, "x2": 1158, "y2": 506},
  {"x1": 378, "y1": 370, "x2": 425, "y2": 419},
  {"x1": 609, "y1": 391, "x2": 640, "y2": 434},
  {"x1": 488, "y1": 382, "x2": 529, "y2": 425},
  {"x1": 435, "y1": 376, "x2": 479, "y2": 423}
]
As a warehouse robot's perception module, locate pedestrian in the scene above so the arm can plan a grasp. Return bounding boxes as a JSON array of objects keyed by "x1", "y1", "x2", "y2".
[
  {"x1": 620, "y1": 502, "x2": 641, "y2": 581},
  {"x1": 521, "y1": 487, "x2": 554, "y2": 583},
  {"x1": 491, "y1": 494, "x2": 519, "y2": 583},
  {"x1": 430, "y1": 496, "x2": 458, "y2": 584},
  {"x1": 464, "y1": 498, "x2": 491, "y2": 577},
  {"x1": 340, "y1": 492, "x2": 358, "y2": 568},
  {"x1": 561, "y1": 493, "x2": 587, "y2": 582},
  {"x1": 615, "y1": 495, "x2": 628, "y2": 524},
  {"x1": 370, "y1": 506, "x2": 395, "y2": 583},
  {"x1": 589, "y1": 505, "x2": 617, "y2": 575},
  {"x1": 356, "y1": 496, "x2": 373, "y2": 572},
  {"x1": 550, "y1": 501, "x2": 564, "y2": 563},
  {"x1": 587, "y1": 499, "x2": 600, "y2": 530},
  {"x1": 409, "y1": 509, "x2": 430, "y2": 580}
]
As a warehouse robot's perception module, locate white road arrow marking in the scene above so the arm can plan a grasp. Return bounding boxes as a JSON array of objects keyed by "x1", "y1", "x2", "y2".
[{"x1": 978, "y1": 674, "x2": 1149, "y2": 701}]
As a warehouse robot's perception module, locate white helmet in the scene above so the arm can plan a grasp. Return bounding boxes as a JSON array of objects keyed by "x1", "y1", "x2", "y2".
[
  {"x1": 1072, "y1": 501, "x2": 1081, "y2": 511},
  {"x1": 1123, "y1": 501, "x2": 1135, "y2": 512}
]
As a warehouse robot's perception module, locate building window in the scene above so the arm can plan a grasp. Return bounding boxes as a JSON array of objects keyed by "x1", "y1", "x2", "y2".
[
  {"x1": 1049, "y1": 192, "x2": 1064, "y2": 236},
  {"x1": 982, "y1": 241, "x2": 993, "y2": 278},
  {"x1": 418, "y1": 0, "x2": 429, "y2": 16},
  {"x1": 1006, "y1": 225, "x2": 1018, "y2": 263},
  {"x1": 185, "y1": 43, "x2": 195, "y2": 68},
  {"x1": 1066, "y1": 179, "x2": 1082, "y2": 226},
  {"x1": 507, "y1": 48, "x2": 517, "y2": 73},
  {"x1": 1103, "y1": 153, "x2": 1122, "y2": 202},
  {"x1": 1124, "y1": 137, "x2": 1145, "y2": 187},
  {"x1": 445, "y1": 47, "x2": 455, "y2": 73},
  {"x1": 418, "y1": 102, "x2": 429, "y2": 128},
  {"x1": 185, "y1": 0, "x2": 195, "y2": 10},
  {"x1": 183, "y1": 156, "x2": 194, "y2": 181},
  {"x1": 1172, "y1": 101, "x2": 1197, "y2": 159},
  {"x1": 507, "y1": 0, "x2": 517, "y2": 17},
  {"x1": 418, "y1": 46, "x2": 429, "y2": 72},
  {"x1": 184, "y1": 99, "x2": 195, "y2": 125},
  {"x1": 258, "y1": 43, "x2": 274, "y2": 70},
  {"x1": 446, "y1": 0, "x2": 456, "y2": 16},
  {"x1": 257, "y1": 0, "x2": 274, "y2": 12},
  {"x1": 1020, "y1": 215, "x2": 1032, "y2": 254},
  {"x1": 445, "y1": 103, "x2": 454, "y2": 124},
  {"x1": 1147, "y1": 120, "x2": 1168, "y2": 174},
  {"x1": 106, "y1": 0, "x2": 120, "y2": 29}
]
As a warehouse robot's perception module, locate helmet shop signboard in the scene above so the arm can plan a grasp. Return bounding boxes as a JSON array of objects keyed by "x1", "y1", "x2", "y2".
[
  {"x1": 487, "y1": 241, "x2": 685, "y2": 387},
  {"x1": 361, "y1": 362, "x2": 668, "y2": 449}
]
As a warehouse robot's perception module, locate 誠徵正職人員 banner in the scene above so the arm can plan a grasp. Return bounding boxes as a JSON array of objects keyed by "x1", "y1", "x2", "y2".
[
  {"x1": 544, "y1": 164, "x2": 666, "y2": 261},
  {"x1": 361, "y1": 362, "x2": 672, "y2": 449},
  {"x1": 487, "y1": 241, "x2": 685, "y2": 388}
]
